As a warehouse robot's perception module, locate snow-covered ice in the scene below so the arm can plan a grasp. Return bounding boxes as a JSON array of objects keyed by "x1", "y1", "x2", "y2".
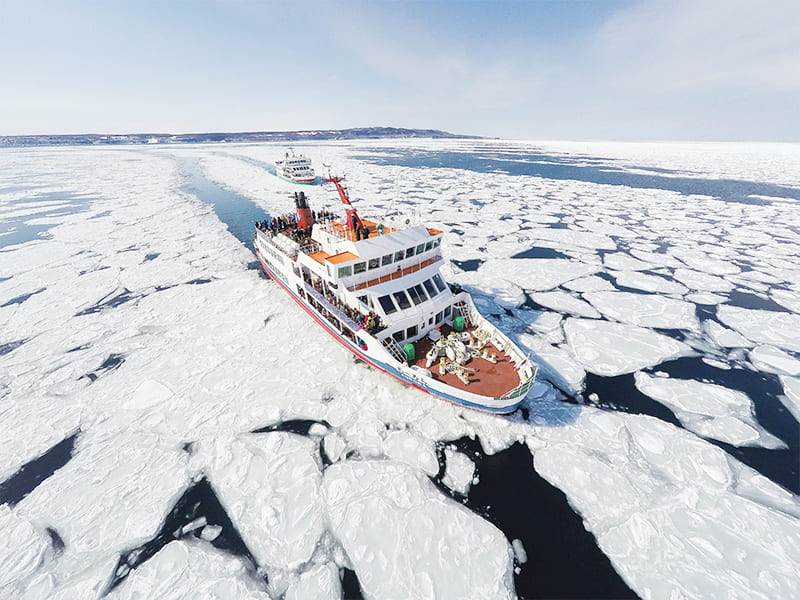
[
  {"x1": 322, "y1": 460, "x2": 515, "y2": 600},
  {"x1": 634, "y1": 373, "x2": 785, "y2": 448},
  {"x1": 2, "y1": 139, "x2": 799, "y2": 599},
  {"x1": 564, "y1": 318, "x2": 692, "y2": 376}
]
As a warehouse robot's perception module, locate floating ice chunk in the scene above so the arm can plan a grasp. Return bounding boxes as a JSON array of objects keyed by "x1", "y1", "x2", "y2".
[
  {"x1": 442, "y1": 448, "x2": 475, "y2": 495},
  {"x1": 771, "y1": 288, "x2": 800, "y2": 313},
  {"x1": 564, "y1": 318, "x2": 691, "y2": 376},
  {"x1": 322, "y1": 461, "x2": 515, "y2": 600},
  {"x1": 584, "y1": 291, "x2": 699, "y2": 330},
  {"x1": 634, "y1": 373, "x2": 784, "y2": 448},
  {"x1": 460, "y1": 258, "x2": 598, "y2": 292},
  {"x1": 382, "y1": 430, "x2": 440, "y2": 476},
  {"x1": 530, "y1": 291, "x2": 601, "y2": 318},
  {"x1": 671, "y1": 248, "x2": 741, "y2": 276},
  {"x1": 0, "y1": 506, "x2": 49, "y2": 594},
  {"x1": 778, "y1": 376, "x2": 800, "y2": 422},
  {"x1": 108, "y1": 540, "x2": 270, "y2": 599},
  {"x1": 322, "y1": 432, "x2": 347, "y2": 464},
  {"x1": 717, "y1": 305, "x2": 800, "y2": 352},
  {"x1": 526, "y1": 227, "x2": 616, "y2": 251},
  {"x1": 193, "y1": 432, "x2": 325, "y2": 572},
  {"x1": 614, "y1": 271, "x2": 688, "y2": 296},
  {"x1": 603, "y1": 253, "x2": 654, "y2": 272},
  {"x1": 749, "y1": 345, "x2": 800, "y2": 376},
  {"x1": 284, "y1": 563, "x2": 341, "y2": 600},
  {"x1": 511, "y1": 539, "x2": 528, "y2": 565},
  {"x1": 518, "y1": 332, "x2": 586, "y2": 393},
  {"x1": 673, "y1": 268, "x2": 734, "y2": 293},
  {"x1": 532, "y1": 409, "x2": 800, "y2": 600},
  {"x1": 704, "y1": 319, "x2": 752, "y2": 348},
  {"x1": 200, "y1": 524, "x2": 222, "y2": 542},
  {"x1": 563, "y1": 275, "x2": 615, "y2": 293},
  {"x1": 686, "y1": 292, "x2": 727, "y2": 305}
]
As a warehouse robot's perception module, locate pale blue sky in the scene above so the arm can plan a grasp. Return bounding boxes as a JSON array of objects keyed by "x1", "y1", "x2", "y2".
[{"x1": 2, "y1": 0, "x2": 798, "y2": 140}]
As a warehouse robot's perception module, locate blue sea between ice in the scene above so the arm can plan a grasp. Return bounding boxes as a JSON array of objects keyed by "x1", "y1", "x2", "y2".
[{"x1": 1, "y1": 141, "x2": 799, "y2": 599}]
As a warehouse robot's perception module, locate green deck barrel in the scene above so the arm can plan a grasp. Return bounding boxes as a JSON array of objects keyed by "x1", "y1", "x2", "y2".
[
  {"x1": 453, "y1": 316, "x2": 465, "y2": 331},
  {"x1": 403, "y1": 343, "x2": 415, "y2": 361}
]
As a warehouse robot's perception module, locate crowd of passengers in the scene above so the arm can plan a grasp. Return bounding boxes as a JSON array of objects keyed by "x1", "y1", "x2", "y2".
[
  {"x1": 255, "y1": 209, "x2": 340, "y2": 245},
  {"x1": 312, "y1": 277, "x2": 385, "y2": 334}
]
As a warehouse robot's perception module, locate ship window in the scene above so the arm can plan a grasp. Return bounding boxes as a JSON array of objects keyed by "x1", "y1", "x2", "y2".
[
  {"x1": 354, "y1": 262, "x2": 366, "y2": 274},
  {"x1": 407, "y1": 286, "x2": 424, "y2": 306},
  {"x1": 378, "y1": 295, "x2": 397, "y2": 314},
  {"x1": 338, "y1": 266, "x2": 352, "y2": 278},
  {"x1": 444, "y1": 306, "x2": 452, "y2": 318},
  {"x1": 382, "y1": 254, "x2": 393, "y2": 266},
  {"x1": 393, "y1": 291, "x2": 411, "y2": 310},
  {"x1": 393, "y1": 331, "x2": 404, "y2": 342},
  {"x1": 410, "y1": 284, "x2": 428, "y2": 305},
  {"x1": 406, "y1": 325, "x2": 418, "y2": 339},
  {"x1": 432, "y1": 274, "x2": 447, "y2": 292},
  {"x1": 416, "y1": 243, "x2": 425, "y2": 254},
  {"x1": 435, "y1": 311, "x2": 443, "y2": 323},
  {"x1": 394, "y1": 251, "x2": 405, "y2": 262},
  {"x1": 423, "y1": 279, "x2": 437, "y2": 297},
  {"x1": 368, "y1": 257, "x2": 380, "y2": 270},
  {"x1": 405, "y1": 247, "x2": 415, "y2": 259},
  {"x1": 433, "y1": 238, "x2": 441, "y2": 247},
  {"x1": 425, "y1": 241, "x2": 433, "y2": 251},
  {"x1": 358, "y1": 295, "x2": 368, "y2": 307}
]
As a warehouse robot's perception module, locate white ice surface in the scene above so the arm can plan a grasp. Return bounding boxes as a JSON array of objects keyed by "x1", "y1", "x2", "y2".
[
  {"x1": 442, "y1": 448, "x2": 476, "y2": 495},
  {"x1": 529, "y1": 407, "x2": 800, "y2": 600},
  {"x1": 564, "y1": 318, "x2": 692, "y2": 376},
  {"x1": 748, "y1": 345, "x2": 800, "y2": 376},
  {"x1": 718, "y1": 305, "x2": 800, "y2": 352},
  {"x1": 530, "y1": 291, "x2": 601, "y2": 318},
  {"x1": 584, "y1": 291, "x2": 699, "y2": 330},
  {"x1": 779, "y1": 376, "x2": 800, "y2": 422},
  {"x1": 634, "y1": 372, "x2": 785, "y2": 448},
  {"x1": 2, "y1": 141, "x2": 800, "y2": 599},
  {"x1": 189, "y1": 432, "x2": 325, "y2": 572},
  {"x1": 108, "y1": 540, "x2": 270, "y2": 599},
  {"x1": 0, "y1": 505, "x2": 50, "y2": 595},
  {"x1": 381, "y1": 430, "x2": 440, "y2": 477},
  {"x1": 322, "y1": 460, "x2": 515, "y2": 600},
  {"x1": 704, "y1": 319, "x2": 752, "y2": 348},
  {"x1": 613, "y1": 270, "x2": 689, "y2": 296}
]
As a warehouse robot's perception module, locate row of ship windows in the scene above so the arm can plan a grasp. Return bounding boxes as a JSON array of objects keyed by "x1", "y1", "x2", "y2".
[
  {"x1": 375, "y1": 274, "x2": 448, "y2": 315},
  {"x1": 391, "y1": 306, "x2": 453, "y2": 343},
  {"x1": 337, "y1": 237, "x2": 441, "y2": 278}
]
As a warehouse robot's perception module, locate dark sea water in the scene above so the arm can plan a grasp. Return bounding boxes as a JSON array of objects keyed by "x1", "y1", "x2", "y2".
[{"x1": 3, "y1": 145, "x2": 798, "y2": 598}]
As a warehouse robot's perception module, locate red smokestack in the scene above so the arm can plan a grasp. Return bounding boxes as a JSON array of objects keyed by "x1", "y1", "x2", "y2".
[{"x1": 294, "y1": 191, "x2": 314, "y2": 230}]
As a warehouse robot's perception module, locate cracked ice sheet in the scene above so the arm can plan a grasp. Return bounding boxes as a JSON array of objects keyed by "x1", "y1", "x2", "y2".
[
  {"x1": 457, "y1": 258, "x2": 599, "y2": 292},
  {"x1": 584, "y1": 290, "x2": 699, "y2": 330},
  {"x1": 190, "y1": 432, "x2": 326, "y2": 574},
  {"x1": 108, "y1": 540, "x2": 270, "y2": 600},
  {"x1": 634, "y1": 373, "x2": 785, "y2": 448},
  {"x1": 564, "y1": 318, "x2": 692, "y2": 376},
  {"x1": 527, "y1": 407, "x2": 800, "y2": 599},
  {"x1": 322, "y1": 460, "x2": 515, "y2": 600},
  {"x1": 717, "y1": 305, "x2": 800, "y2": 352},
  {"x1": 779, "y1": 376, "x2": 800, "y2": 422}
]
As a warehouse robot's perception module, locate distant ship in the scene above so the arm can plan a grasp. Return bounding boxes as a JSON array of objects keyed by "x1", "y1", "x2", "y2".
[
  {"x1": 253, "y1": 174, "x2": 537, "y2": 413},
  {"x1": 275, "y1": 150, "x2": 315, "y2": 184}
]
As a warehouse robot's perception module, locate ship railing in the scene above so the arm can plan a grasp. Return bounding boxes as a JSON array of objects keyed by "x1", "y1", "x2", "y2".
[
  {"x1": 498, "y1": 365, "x2": 538, "y2": 400},
  {"x1": 304, "y1": 284, "x2": 360, "y2": 332},
  {"x1": 382, "y1": 336, "x2": 408, "y2": 364},
  {"x1": 299, "y1": 239, "x2": 322, "y2": 255},
  {"x1": 345, "y1": 252, "x2": 443, "y2": 292},
  {"x1": 452, "y1": 300, "x2": 476, "y2": 328}
]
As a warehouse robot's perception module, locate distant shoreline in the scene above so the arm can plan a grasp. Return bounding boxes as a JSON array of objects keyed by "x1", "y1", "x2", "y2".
[{"x1": 0, "y1": 127, "x2": 481, "y2": 148}]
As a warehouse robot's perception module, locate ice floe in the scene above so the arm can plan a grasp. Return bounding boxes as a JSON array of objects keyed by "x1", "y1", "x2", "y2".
[
  {"x1": 563, "y1": 318, "x2": 692, "y2": 376},
  {"x1": 530, "y1": 408, "x2": 800, "y2": 599},
  {"x1": 718, "y1": 305, "x2": 800, "y2": 352},
  {"x1": 634, "y1": 372, "x2": 785, "y2": 448},
  {"x1": 703, "y1": 319, "x2": 752, "y2": 348},
  {"x1": 108, "y1": 540, "x2": 270, "y2": 599},
  {"x1": 613, "y1": 270, "x2": 689, "y2": 295},
  {"x1": 749, "y1": 345, "x2": 800, "y2": 376},
  {"x1": 322, "y1": 460, "x2": 515, "y2": 599},
  {"x1": 530, "y1": 291, "x2": 601, "y2": 318},
  {"x1": 584, "y1": 290, "x2": 699, "y2": 330},
  {"x1": 778, "y1": 376, "x2": 800, "y2": 423},
  {"x1": 442, "y1": 447, "x2": 476, "y2": 495}
]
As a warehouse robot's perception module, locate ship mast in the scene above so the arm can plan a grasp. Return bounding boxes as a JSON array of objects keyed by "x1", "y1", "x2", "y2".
[{"x1": 324, "y1": 172, "x2": 365, "y2": 235}]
